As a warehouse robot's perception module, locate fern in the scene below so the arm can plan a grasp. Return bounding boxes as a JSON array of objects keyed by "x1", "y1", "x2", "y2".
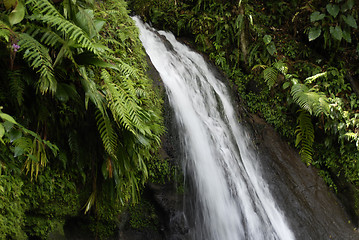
[
  {"x1": 101, "y1": 69, "x2": 150, "y2": 135},
  {"x1": 26, "y1": 0, "x2": 104, "y2": 54},
  {"x1": 291, "y1": 83, "x2": 330, "y2": 116},
  {"x1": 18, "y1": 33, "x2": 57, "y2": 94},
  {"x1": 95, "y1": 110, "x2": 118, "y2": 160},
  {"x1": 8, "y1": 70, "x2": 25, "y2": 106},
  {"x1": 273, "y1": 61, "x2": 288, "y2": 75},
  {"x1": 263, "y1": 66, "x2": 278, "y2": 89},
  {"x1": 0, "y1": 20, "x2": 11, "y2": 42},
  {"x1": 295, "y1": 110, "x2": 315, "y2": 165},
  {"x1": 79, "y1": 67, "x2": 106, "y2": 113}
]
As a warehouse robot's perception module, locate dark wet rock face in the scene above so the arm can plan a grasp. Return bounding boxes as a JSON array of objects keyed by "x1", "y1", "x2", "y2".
[{"x1": 245, "y1": 113, "x2": 359, "y2": 240}]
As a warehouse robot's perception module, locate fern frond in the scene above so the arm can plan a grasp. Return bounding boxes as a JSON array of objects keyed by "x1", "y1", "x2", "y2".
[
  {"x1": 37, "y1": 28, "x2": 64, "y2": 47},
  {"x1": 18, "y1": 33, "x2": 57, "y2": 94},
  {"x1": 26, "y1": 0, "x2": 104, "y2": 54},
  {"x1": 79, "y1": 67, "x2": 106, "y2": 113},
  {"x1": 263, "y1": 66, "x2": 278, "y2": 89},
  {"x1": 273, "y1": 61, "x2": 288, "y2": 75},
  {"x1": 305, "y1": 72, "x2": 327, "y2": 84},
  {"x1": 8, "y1": 70, "x2": 25, "y2": 106},
  {"x1": 101, "y1": 69, "x2": 150, "y2": 136},
  {"x1": 291, "y1": 83, "x2": 330, "y2": 116},
  {"x1": 0, "y1": 20, "x2": 11, "y2": 42},
  {"x1": 295, "y1": 110, "x2": 314, "y2": 165},
  {"x1": 117, "y1": 58, "x2": 139, "y2": 78},
  {"x1": 95, "y1": 110, "x2": 118, "y2": 159}
]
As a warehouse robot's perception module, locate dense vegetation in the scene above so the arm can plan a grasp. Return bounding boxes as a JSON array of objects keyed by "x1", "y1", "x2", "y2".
[
  {"x1": 0, "y1": 0, "x2": 169, "y2": 238},
  {"x1": 128, "y1": 0, "x2": 359, "y2": 222}
]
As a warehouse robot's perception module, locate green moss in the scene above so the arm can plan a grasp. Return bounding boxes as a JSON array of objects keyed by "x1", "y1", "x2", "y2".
[
  {"x1": 0, "y1": 175, "x2": 27, "y2": 240},
  {"x1": 128, "y1": 199, "x2": 159, "y2": 230},
  {"x1": 21, "y1": 170, "x2": 79, "y2": 239}
]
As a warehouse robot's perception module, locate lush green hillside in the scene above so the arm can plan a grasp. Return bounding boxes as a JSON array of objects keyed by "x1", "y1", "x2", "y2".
[
  {"x1": 0, "y1": 0, "x2": 167, "y2": 238},
  {"x1": 128, "y1": 0, "x2": 359, "y2": 222}
]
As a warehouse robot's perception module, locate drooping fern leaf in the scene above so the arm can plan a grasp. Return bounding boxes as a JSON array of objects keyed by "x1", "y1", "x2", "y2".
[
  {"x1": 18, "y1": 33, "x2": 57, "y2": 94},
  {"x1": 26, "y1": 0, "x2": 104, "y2": 54},
  {"x1": 95, "y1": 110, "x2": 118, "y2": 160},
  {"x1": 291, "y1": 83, "x2": 330, "y2": 116},
  {"x1": 8, "y1": 70, "x2": 25, "y2": 106},
  {"x1": 295, "y1": 110, "x2": 314, "y2": 165}
]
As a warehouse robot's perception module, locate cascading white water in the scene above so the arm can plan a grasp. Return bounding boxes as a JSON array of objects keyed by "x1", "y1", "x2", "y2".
[{"x1": 133, "y1": 17, "x2": 296, "y2": 240}]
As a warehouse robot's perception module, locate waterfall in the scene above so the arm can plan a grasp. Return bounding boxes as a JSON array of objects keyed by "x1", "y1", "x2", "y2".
[{"x1": 133, "y1": 17, "x2": 296, "y2": 240}]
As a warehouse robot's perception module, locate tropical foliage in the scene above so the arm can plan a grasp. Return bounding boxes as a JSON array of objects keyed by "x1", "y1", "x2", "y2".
[
  {"x1": 0, "y1": 0, "x2": 165, "y2": 238},
  {"x1": 129, "y1": 0, "x2": 359, "y2": 220}
]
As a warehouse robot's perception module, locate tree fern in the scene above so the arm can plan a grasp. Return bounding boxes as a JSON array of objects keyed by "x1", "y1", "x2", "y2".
[
  {"x1": 291, "y1": 83, "x2": 330, "y2": 116},
  {"x1": 295, "y1": 110, "x2": 315, "y2": 165},
  {"x1": 18, "y1": 33, "x2": 57, "y2": 94}
]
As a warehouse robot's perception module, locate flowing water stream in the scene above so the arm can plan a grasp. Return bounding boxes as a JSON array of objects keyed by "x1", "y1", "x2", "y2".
[{"x1": 133, "y1": 17, "x2": 295, "y2": 240}]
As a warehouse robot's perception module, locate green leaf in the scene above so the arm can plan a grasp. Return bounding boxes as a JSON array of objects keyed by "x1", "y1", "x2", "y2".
[
  {"x1": 9, "y1": 1, "x2": 25, "y2": 26},
  {"x1": 283, "y1": 82, "x2": 291, "y2": 90},
  {"x1": 55, "y1": 83, "x2": 70, "y2": 102},
  {"x1": 347, "y1": 0, "x2": 355, "y2": 9},
  {"x1": 330, "y1": 26, "x2": 343, "y2": 41},
  {"x1": 308, "y1": 27, "x2": 322, "y2": 41},
  {"x1": 75, "y1": 52, "x2": 119, "y2": 70},
  {"x1": 326, "y1": 4, "x2": 340, "y2": 18},
  {"x1": 305, "y1": 72, "x2": 327, "y2": 84},
  {"x1": 0, "y1": 113, "x2": 17, "y2": 124},
  {"x1": 343, "y1": 15, "x2": 357, "y2": 29},
  {"x1": 263, "y1": 35, "x2": 272, "y2": 45},
  {"x1": 266, "y1": 42, "x2": 277, "y2": 56},
  {"x1": 102, "y1": 161, "x2": 109, "y2": 179},
  {"x1": 342, "y1": 0, "x2": 354, "y2": 12},
  {"x1": 0, "y1": 124, "x2": 4, "y2": 139},
  {"x1": 14, "y1": 145, "x2": 24, "y2": 157},
  {"x1": 342, "y1": 29, "x2": 352, "y2": 43},
  {"x1": 310, "y1": 11, "x2": 325, "y2": 22},
  {"x1": 8, "y1": 129, "x2": 22, "y2": 142},
  {"x1": 94, "y1": 19, "x2": 106, "y2": 34}
]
